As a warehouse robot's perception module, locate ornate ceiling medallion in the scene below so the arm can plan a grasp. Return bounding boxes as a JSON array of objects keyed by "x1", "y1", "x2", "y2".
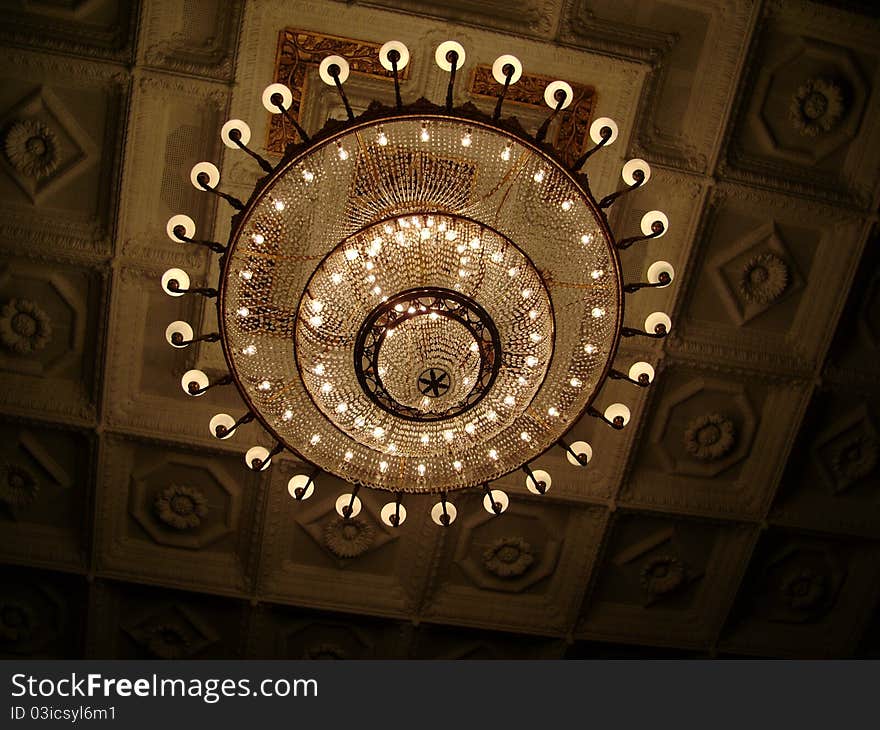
[{"x1": 159, "y1": 40, "x2": 675, "y2": 526}]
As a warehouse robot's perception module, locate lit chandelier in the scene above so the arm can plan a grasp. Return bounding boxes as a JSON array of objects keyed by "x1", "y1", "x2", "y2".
[{"x1": 160, "y1": 40, "x2": 674, "y2": 527}]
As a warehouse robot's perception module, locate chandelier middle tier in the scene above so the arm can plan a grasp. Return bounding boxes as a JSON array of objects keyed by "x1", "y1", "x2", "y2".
[{"x1": 161, "y1": 40, "x2": 675, "y2": 525}]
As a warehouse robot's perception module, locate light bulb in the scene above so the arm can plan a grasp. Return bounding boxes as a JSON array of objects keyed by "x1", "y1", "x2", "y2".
[
  {"x1": 252, "y1": 233, "x2": 264, "y2": 244},
  {"x1": 561, "y1": 199, "x2": 573, "y2": 211},
  {"x1": 591, "y1": 307, "x2": 605, "y2": 318},
  {"x1": 237, "y1": 307, "x2": 249, "y2": 317},
  {"x1": 377, "y1": 129, "x2": 388, "y2": 146},
  {"x1": 580, "y1": 233, "x2": 593, "y2": 244},
  {"x1": 533, "y1": 170, "x2": 545, "y2": 183},
  {"x1": 461, "y1": 130, "x2": 472, "y2": 147},
  {"x1": 274, "y1": 200, "x2": 285, "y2": 211},
  {"x1": 501, "y1": 145, "x2": 511, "y2": 161},
  {"x1": 302, "y1": 170, "x2": 314, "y2": 182},
  {"x1": 420, "y1": 124, "x2": 430, "y2": 141}
]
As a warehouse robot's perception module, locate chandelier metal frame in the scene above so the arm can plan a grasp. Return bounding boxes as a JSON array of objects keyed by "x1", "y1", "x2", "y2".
[{"x1": 160, "y1": 40, "x2": 674, "y2": 527}]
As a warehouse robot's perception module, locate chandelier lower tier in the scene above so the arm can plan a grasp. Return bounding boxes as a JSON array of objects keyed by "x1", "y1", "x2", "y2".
[{"x1": 160, "y1": 41, "x2": 675, "y2": 526}]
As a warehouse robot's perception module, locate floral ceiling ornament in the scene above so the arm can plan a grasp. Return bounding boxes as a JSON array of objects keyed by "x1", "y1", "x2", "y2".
[
  {"x1": 789, "y1": 77, "x2": 845, "y2": 137},
  {"x1": 0, "y1": 299, "x2": 53, "y2": 355},
  {"x1": 303, "y1": 642, "x2": 348, "y2": 660},
  {"x1": 146, "y1": 624, "x2": 192, "y2": 659},
  {"x1": 323, "y1": 517, "x2": 375, "y2": 558},
  {"x1": 829, "y1": 433, "x2": 878, "y2": 485},
  {"x1": 683, "y1": 413, "x2": 736, "y2": 461},
  {"x1": 0, "y1": 599, "x2": 37, "y2": 643},
  {"x1": 739, "y1": 253, "x2": 789, "y2": 305},
  {"x1": 0, "y1": 463, "x2": 39, "y2": 508},
  {"x1": 3, "y1": 119, "x2": 59, "y2": 179},
  {"x1": 482, "y1": 536, "x2": 536, "y2": 578},
  {"x1": 154, "y1": 485, "x2": 209, "y2": 530},
  {"x1": 779, "y1": 567, "x2": 828, "y2": 611},
  {"x1": 639, "y1": 554, "x2": 685, "y2": 596}
]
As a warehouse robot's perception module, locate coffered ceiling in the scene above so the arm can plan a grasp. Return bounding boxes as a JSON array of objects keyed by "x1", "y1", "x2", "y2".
[{"x1": 1, "y1": 0, "x2": 879, "y2": 659}]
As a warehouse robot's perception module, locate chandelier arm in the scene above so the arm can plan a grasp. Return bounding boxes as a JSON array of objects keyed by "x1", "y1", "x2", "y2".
[
  {"x1": 166, "y1": 279, "x2": 218, "y2": 298},
  {"x1": 195, "y1": 172, "x2": 244, "y2": 211},
  {"x1": 252, "y1": 441, "x2": 285, "y2": 471},
  {"x1": 608, "y1": 369, "x2": 651, "y2": 387},
  {"x1": 482, "y1": 483, "x2": 503, "y2": 515},
  {"x1": 588, "y1": 406, "x2": 625, "y2": 430},
  {"x1": 439, "y1": 491, "x2": 452, "y2": 525},
  {"x1": 187, "y1": 374, "x2": 233, "y2": 396},
  {"x1": 273, "y1": 97, "x2": 310, "y2": 142},
  {"x1": 387, "y1": 491, "x2": 403, "y2": 525},
  {"x1": 536, "y1": 92, "x2": 567, "y2": 143},
  {"x1": 292, "y1": 465, "x2": 321, "y2": 500},
  {"x1": 598, "y1": 171, "x2": 645, "y2": 209},
  {"x1": 572, "y1": 134, "x2": 611, "y2": 171},
  {"x1": 623, "y1": 271, "x2": 671, "y2": 293},
  {"x1": 329, "y1": 64, "x2": 355, "y2": 121},
  {"x1": 558, "y1": 437, "x2": 589, "y2": 465},
  {"x1": 445, "y1": 52, "x2": 459, "y2": 112},
  {"x1": 228, "y1": 129, "x2": 274, "y2": 174},
  {"x1": 521, "y1": 463, "x2": 547, "y2": 494},
  {"x1": 173, "y1": 226, "x2": 226, "y2": 254},
  {"x1": 215, "y1": 411, "x2": 254, "y2": 439},
  {"x1": 342, "y1": 484, "x2": 361, "y2": 519},
  {"x1": 389, "y1": 52, "x2": 403, "y2": 110},
  {"x1": 620, "y1": 324, "x2": 668, "y2": 339},
  {"x1": 170, "y1": 331, "x2": 221, "y2": 347},
  {"x1": 616, "y1": 225, "x2": 664, "y2": 250},
  {"x1": 492, "y1": 66, "x2": 515, "y2": 121}
]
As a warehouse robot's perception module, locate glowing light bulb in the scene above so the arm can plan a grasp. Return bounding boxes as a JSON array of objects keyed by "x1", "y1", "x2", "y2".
[
  {"x1": 521, "y1": 288, "x2": 533, "y2": 298},
  {"x1": 310, "y1": 434, "x2": 320, "y2": 445},
  {"x1": 504, "y1": 395, "x2": 515, "y2": 406},
  {"x1": 469, "y1": 237, "x2": 481, "y2": 249},
  {"x1": 242, "y1": 345, "x2": 256, "y2": 355},
  {"x1": 420, "y1": 124, "x2": 430, "y2": 142},
  {"x1": 530, "y1": 332, "x2": 542, "y2": 343},
  {"x1": 529, "y1": 309, "x2": 538, "y2": 320},
  {"x1": 580, "y1": 233, "x2": 593, "y2": 244},
  {"x1": 570, "y1": 377, "x2": 583, "y2": 388},
  {"x1": 252, "y1": 233, "x2": 264, "y2": 244},
  {"x1": 379, "y1": 460, "x2": 388, "y2": 473},
  {"x1": 465, "y1": 422, "x2": 476, "y2": 435},
  {"x1": 525, "y1": 356, "x2": 538, "y2": 367},
  {"x1": 533, "y1": 169, "x2": 545, "y2": 183},
  {"x1": 345, "y1": 248, "x2": 359, "y2": 261},
  {"x1": 377, "y1": 129, "x2": 388, "y2": 146},
  {"x1": 331, "y1": 272, "x2": 343, "y2": 284},
  {"x1": 520, "y1": 431, "x2": 531, "y2": 442},
  {"x1": 336, "y1": 142, "x2": 349, "y2": 160},
  {"x1": 239, "y1": 269, "x2": 253, "y2": 280},
  {"x1": 420, "y1": 227, "x2": 430, "y2": 239},
  {"x1": 320, "y1": 382, "x2": 332, "y2": 394},
  {"x1": 274, "y1": 200, "x2": 285, "y2": 211},
  {"x1": 309, "y1": 315, "x2": 323, "y2": 327},
  {"x1": 443, "y1": 430, "x2": 454, "y2": 442},
  {"x1": 237, "y1": 307, "x2": 249, "y2": 317},
  {"x1": 508, "y1": 267, "x2": 519, "y2": 277},
  {"x1": 344, "y1": 450, "x2": 353, "y2": 461},
  {"x1": 548, "y1": 407, "x2": 559, "y2": 417},
  {"x1": 591, "y1": 269, "x2": 603, "y2": 279},
  {"x1": 420, "y1": 433, "x2": 429, "y2": 444},
  {"x1": 591, "y1": 307, "x2": 605, "y2": 318},
  {"x1": 336, "y1": 402, "x2": 348, "y2": 413},
  {"x1": 302, "y1": 170, "x2": 314, "y2": 182},
  {"x1": 453, "y1": 460, "x2": 462, "y2": 471},
  {"x1": 445, "y1": 229, "x2": 458, "y2": 240},
  {"x1": 469, "y1": 342, "x2": 480, "y2": 353},
  {"x1": 585, "y1": 344, "x2": 597, "y2": 354},
  {"x1": 282, "y1": 409, "x2": 293, "y2": 420},
  {"x1": 259, "y1": 380, "x2": 271, "y2": 391},
  {"x1": 314, "y1": 363, "x2": 325, "y2": 375},
  {"x1": 489, "y1": 449, "x2": 498, "y2": 460},
  {"x1": 501, "y1": 145, "x2": 511, "y2": 161},
  {"x1": 417, "y1": 463, "x2": 426, "y2": 476},
  {"x1": 561, "y1": 199, "x2": 573, "y2": 211},
  {"x1": 461, "y1": 130, "x2": 472, "y2": 147},
  {"x1": 373, "y1": 426, "x2": 385, "y2": 439}
]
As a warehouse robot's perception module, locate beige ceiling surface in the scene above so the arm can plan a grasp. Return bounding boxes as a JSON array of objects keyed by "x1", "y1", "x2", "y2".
[{"x1": 0, "y1": 0, "x2": 879, "y2": 659}]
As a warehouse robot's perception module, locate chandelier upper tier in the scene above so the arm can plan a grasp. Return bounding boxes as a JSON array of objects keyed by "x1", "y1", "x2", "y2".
[{"x1": 160, "y1": 40, "x2": 674, "y2": 526}]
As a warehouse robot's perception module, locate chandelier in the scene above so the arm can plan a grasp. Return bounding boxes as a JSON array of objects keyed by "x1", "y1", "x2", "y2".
[{"x1": 160, "y1": 40, "x2": 674, "y2": 527}]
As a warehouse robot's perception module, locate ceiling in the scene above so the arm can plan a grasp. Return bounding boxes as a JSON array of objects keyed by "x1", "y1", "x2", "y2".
[{"x1": 1, "y1": 0, "x2": 879, "y2": 659}]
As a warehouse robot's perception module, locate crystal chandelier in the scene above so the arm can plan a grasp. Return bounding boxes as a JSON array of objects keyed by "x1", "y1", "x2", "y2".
[{"x1": 160, "y1": 40, "x2": 674, "y2": 527}]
